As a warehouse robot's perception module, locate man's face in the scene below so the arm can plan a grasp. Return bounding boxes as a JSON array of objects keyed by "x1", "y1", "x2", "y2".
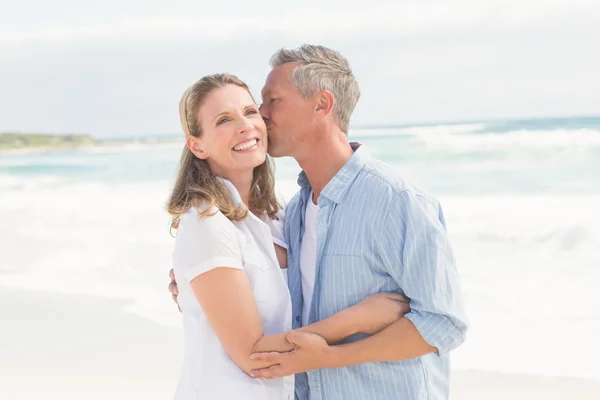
[{"x1": 259, "y1": 63, "x2": 315, "y2": 158}]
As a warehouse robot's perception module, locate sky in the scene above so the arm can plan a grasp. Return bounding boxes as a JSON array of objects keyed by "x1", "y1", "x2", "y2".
[{"x1": 1, "y1": 0, "x2": 599, "y2": 137}]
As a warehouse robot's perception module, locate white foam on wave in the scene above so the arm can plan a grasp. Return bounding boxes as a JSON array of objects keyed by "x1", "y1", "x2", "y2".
[
  {"x1": 442, "y1": 194, "x2": 600, "y2": 380},
  {"x1": 350, "y1": 123, "x2": 487, "y2": 138},
  {"x1": 81, "y1": 141, "x2": 182, "y2": 154},
  {"x1": 415, "y1": 128, "x2": 600, "y2": 151},
  {"x1": 0, "y1": 173, "x2": 66, "y2": 191},
  {"x1": 0, "y1": 180, "x2": 183, "y2": 328},
  {"x1": 443, "y1": 194, "x2": 600, "y2": 245}
]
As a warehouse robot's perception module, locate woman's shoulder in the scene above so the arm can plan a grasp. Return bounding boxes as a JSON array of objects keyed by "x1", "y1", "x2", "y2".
[
  {"x1": 173, "y1": 205, "x2": 245, "y2": 278},
  {"x1": 178, "y1": 203, "x2": 236, "y2": 233}
]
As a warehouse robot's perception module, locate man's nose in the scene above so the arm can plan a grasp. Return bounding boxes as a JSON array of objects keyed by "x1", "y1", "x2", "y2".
[{"x1": 259, "y1": 103, "x2": 269, "y2": 119}]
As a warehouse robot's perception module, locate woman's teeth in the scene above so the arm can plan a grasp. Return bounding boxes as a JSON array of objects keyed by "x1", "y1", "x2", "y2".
[{"x1": 233, "y1": 139, "x2": 257, "y2": 151}]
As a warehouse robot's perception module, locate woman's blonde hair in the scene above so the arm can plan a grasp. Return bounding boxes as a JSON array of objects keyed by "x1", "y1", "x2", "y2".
[{"x1": 167, "y1": 73, "x2": 279, "y2": 230}]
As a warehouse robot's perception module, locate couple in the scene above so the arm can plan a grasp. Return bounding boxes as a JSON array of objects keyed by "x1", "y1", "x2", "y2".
[{"x1": 167, "y1": 44, "x2": 468, "y2": 400}]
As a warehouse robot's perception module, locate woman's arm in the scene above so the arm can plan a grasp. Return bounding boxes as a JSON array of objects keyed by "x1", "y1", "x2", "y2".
[
  {"x1": 190, "y1": 267, "x2": 293, "y2": 375},
  {"x1": 191, "y1": 266, "x2": 410, "y2": 375}
]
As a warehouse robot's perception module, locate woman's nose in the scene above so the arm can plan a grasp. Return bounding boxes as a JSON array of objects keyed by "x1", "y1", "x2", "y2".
[{"x1": 238, "y1": 117, "x2": 253, "y2": 134}]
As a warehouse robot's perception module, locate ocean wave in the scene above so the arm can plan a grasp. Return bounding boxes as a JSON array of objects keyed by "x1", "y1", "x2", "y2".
[
  {"x1": 81, "y1": 141, "x2": 183, "y2": 154},
  {"x1": 0, "y1": 174, "x2": 66, "y2": 190},
  {"x1": 412, "y1": 128, "x2": 600, "y2": 150},
  {"x1": 441, "y1": 195, "x2": 600, "y2": 255},
  {"x1": 350, "y1": 123, "x2": 487, "y2": 138}
]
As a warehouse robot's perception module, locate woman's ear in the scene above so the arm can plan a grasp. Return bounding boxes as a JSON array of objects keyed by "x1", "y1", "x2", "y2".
[{"x1": 186, "y1": 136, "x2": 208, "y2": 160}]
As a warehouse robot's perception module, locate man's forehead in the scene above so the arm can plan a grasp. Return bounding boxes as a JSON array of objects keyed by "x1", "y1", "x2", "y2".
[
  {"x1": 262, "y1": 64, "x2": 293, "y2": 95},
  {"x1": 263, "y1": 69, "x2": 280, "y2": 87},
  {"x1": 261, "y1": 81, "x2": 271, "y2": 96}
]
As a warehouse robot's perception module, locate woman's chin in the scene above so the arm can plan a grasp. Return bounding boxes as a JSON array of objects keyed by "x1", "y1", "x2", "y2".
[{"x1": 231, "y1": 153, "x2": 267, "y2": 171}]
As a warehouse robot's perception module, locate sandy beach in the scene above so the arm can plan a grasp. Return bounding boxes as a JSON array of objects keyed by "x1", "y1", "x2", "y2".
[
  {"x1": 1, "y1": 286, "x2": 599, "y2": 400},
  {"x1": 0, "y1": 287, "x2": 182, "y2": 400}
]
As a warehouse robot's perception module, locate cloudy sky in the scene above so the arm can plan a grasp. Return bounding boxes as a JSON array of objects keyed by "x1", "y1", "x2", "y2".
[{"x1": 1, "y1": 0, "x2": 599, "y2": 137}]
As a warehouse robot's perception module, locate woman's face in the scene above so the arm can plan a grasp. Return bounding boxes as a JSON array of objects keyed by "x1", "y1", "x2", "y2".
[{"x1": 188, "y1": 84, "x2": 267, "y2": 180}]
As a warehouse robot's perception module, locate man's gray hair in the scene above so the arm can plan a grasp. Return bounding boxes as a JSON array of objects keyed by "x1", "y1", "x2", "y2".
[{"x1": 270, "y1": 44, "x2": 360, "y2": 133}]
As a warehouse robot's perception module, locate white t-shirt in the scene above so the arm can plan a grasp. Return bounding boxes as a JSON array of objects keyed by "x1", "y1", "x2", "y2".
[
  {"x1": 172, "y1": 179, "x2": 293, "y2": 400},
  {"x1": 300, "y1": 192, "x2": 319, "y2": 327}
]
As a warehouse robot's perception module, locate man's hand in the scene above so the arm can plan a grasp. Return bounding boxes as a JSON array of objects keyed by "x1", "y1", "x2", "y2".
[
  {"x1": 250, "y1": 331, "x2": 332, "y2": 379},
  {"x1": 169, "y1": 269, "x2": 181, "y2": 313}
]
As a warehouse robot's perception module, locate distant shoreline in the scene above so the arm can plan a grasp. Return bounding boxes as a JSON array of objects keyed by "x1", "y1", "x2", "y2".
[
  {"x1": 0, "y1": 133, "x2": 181, "y2": 155},
  {"x1": 0, "y1": 132, "x2": 96, "y2": 152}
]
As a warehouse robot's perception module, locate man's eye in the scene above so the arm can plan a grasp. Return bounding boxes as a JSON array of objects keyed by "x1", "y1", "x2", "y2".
[{"x1": 270, "y1": 98, "x2": 278, "y2": 103}]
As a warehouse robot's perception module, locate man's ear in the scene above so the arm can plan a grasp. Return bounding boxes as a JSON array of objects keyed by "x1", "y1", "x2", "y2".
[
  {"x1": 186, "y1": 136, "x2": 208, "y2": 160},
  {"x1": 315, "y1": 90, "x2": 335, "y2": 116}
]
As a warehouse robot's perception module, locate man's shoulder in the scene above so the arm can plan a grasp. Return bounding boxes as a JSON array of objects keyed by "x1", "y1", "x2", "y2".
[
  {"x1": 356, "y1": 157, "x2": 438, "y2": 205},
  {"x1": 285, "y1": 190, "x2": 303, "y2": 212}
]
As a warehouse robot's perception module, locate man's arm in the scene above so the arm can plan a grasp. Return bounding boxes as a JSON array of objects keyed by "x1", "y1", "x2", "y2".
[
  {"x1": 249, "y1": 318, "x2": 435, "y2": 377},
  {"x1": 326, "y1": 318, "x2": 435, "y2": 367},
  {"x1": 386, "y1": 190, "x2": 468, "y2": 355},
  {"x1": 250, "y1": 189, "x2": 468, "y2": 377}
]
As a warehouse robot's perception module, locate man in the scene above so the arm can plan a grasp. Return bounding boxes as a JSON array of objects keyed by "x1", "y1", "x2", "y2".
[{"x1": 170, "y1": 44, "x2": 468, "y2": 400}]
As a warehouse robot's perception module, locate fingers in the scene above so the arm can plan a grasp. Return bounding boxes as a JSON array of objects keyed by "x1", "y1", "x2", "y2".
[
  {"x1": 250, "y1": 364, "x2": 283, "y2": 379},
  {"x1": 383, "y1": 292, "x2": 410, "y2": 303},
  {"x1": 168, "y1": 269, "x2": 181, "y2": 312},
  {"x1": 397, "y1": 302, "x2": 411, "y2": 315},
  {"x1": 168, "y1": 281, "x2": 179, "y2": 296},
  {"x1": 250, "y1": 351, "x2": 284, "y2": 364},
  {"x1": 286, "y1": 330, "x2": 320, "y2": 348},
  {"x1": 285, "y1": 330, "x2": 304, "y2": 345},
  {"x1": 169, "y1": 268, "x2": 179, "y2": 295}
]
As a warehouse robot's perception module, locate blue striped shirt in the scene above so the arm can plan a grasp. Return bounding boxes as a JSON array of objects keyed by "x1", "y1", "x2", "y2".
[{"x1": 284, "y1": 145, "x2": 468, "y2": 400}]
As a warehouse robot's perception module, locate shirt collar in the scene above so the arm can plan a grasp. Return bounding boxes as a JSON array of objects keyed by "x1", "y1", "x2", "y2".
[
  {"x1": 297, "y1": 144, "x2": 370, "y2": 205},
  {"x1": 216, "y1": 177, "x2": 243, "y2": 206}
]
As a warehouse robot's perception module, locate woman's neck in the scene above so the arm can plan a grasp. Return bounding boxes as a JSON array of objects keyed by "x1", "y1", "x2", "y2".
[{"x1": 226, "y1": 172, "x2": 253, "y2": 207}]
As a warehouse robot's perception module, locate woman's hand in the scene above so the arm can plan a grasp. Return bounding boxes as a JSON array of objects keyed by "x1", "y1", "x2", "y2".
[{"x1": 354, "y1": 292, "x2": 410, "y2": 335}]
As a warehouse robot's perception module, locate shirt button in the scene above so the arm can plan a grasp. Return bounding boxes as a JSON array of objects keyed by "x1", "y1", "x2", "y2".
[{"x1": 295, "y1": 316, "x2": 301, "y2": 322}]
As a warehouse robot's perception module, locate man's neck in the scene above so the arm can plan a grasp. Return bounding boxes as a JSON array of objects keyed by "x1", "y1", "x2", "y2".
[{"x1": 296, "y1": 130, "x2": 353, "y2": 203}]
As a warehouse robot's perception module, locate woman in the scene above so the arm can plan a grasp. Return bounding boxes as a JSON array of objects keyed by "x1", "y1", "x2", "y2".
[{"x1": 167, "y1": 74, "x2": 408, "y2": 399}]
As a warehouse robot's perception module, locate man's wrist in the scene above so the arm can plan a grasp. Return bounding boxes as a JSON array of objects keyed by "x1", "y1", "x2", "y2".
[{"x1": 343, "y1": 307, "x2": 362, "y2": 337}]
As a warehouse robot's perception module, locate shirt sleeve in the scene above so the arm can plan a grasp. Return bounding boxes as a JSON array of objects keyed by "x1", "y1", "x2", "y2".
[
  {"x1": 382, "y1": 189, "x2": 469, "y2": 354},
  {"x1": 173, "y1": 207, "x2": 244, "y2": 283},
  {"x1": 269, "y1": 208, "x2": 288, "y2": 250},
  {"x1": 265, "y1": 208, "x2": 288, "y2": 249}
]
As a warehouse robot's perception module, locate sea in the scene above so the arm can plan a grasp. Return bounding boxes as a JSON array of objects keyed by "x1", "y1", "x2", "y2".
[{"x1": 1, "y1": 116, "x2": 599, "y2": 380}]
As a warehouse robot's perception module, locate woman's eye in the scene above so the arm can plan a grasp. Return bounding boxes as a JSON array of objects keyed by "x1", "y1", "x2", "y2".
[
  {"x1": 217, "y1": 117, "x2": 229, "y2": 125},
  {"x1": 246, "y1": 109, "x2": 258, "y2": 115}
]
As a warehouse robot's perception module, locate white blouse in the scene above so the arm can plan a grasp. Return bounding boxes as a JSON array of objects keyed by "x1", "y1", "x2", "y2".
[{"x1": 172, "y1": 179, "x2": 293, "y2": 400}]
